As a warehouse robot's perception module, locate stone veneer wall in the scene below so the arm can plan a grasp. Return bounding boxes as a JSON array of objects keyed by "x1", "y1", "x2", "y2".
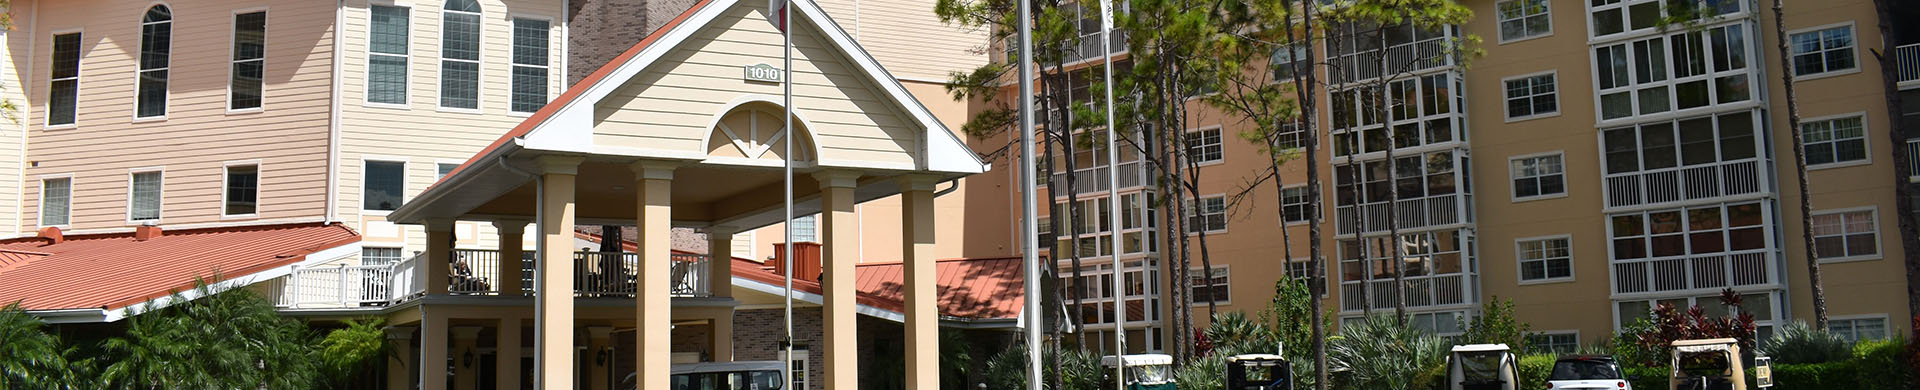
[{"x1": 566, "y1": 0, "x2": 702, "y2": 86}]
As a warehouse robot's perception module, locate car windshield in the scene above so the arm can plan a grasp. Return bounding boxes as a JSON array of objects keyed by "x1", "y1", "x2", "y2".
[{"x1": 1550, "y1": 359, "x2": 1623, "y2": 380}]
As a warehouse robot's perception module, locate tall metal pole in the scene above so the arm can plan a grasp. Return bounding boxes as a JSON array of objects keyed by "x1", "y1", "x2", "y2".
[
  {"x1": 1099, "y1": 0, "x2": 1125, "y2": 388},
  {"x1": 1016, "y1": 0, "x2": 1043, "y2": 387},
  {"x1": 781, "y1": 0, "x2": 796, "y2": 387}
]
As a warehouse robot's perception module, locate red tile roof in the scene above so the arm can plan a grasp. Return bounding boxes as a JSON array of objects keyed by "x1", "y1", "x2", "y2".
[
  {"x1": 0, "y1": 223, "x2": 361, "y2": 311},
  {"x1": 732, "y1": 256, "x2": 1026, "y2": 320}
]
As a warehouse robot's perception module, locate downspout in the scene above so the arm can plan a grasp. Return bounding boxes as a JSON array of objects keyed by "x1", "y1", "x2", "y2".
[{"x1": 325, "y1": 0, "x2": 345, "y2": 224}]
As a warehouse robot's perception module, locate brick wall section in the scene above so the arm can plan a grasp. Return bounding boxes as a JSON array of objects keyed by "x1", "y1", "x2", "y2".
[
  {"x1": 671, "y1": 322, "x2": 713, "y2": 357},
  {"x1": 565, "y1": 0, "x2": 701, "y2": 86},
  {"x1": 734, "y1": 308, "x2": 825, "y2": 390}
]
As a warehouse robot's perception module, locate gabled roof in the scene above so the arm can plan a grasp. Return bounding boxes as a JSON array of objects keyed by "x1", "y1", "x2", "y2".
[{"x1": 0, "y1": 223, "x2": 360, "y2": 314}]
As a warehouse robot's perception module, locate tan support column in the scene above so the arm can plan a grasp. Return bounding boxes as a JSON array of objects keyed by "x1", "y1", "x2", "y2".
[
  {"x1": 452, "y1": 326, "x2": 482, "y2": 390},
  {"x1": 712, "y1": 313, "x2": 735, "y2": 362},
  {"x1": 706, "y1": 227, "x2": 736, "y2": 362},
  {"x1": 497, "y1": 318, "x2": 523, "y2": 390},
  {"x1": 535, "y1": 155, "x2": 583, "y2": 390},
  {"x1": 588, "y1": 327, "x2": 613, "y2": 390},
  {"x1": 813, "y1": 170, "x2": 861, "y2": 390},
  {"x1": 899, "y1": 176, "x2": 939, "y2": 390},
  {"x1": 426, "y1": 219, "x2": 455, "y2": 295},
  {"x1": 633, "y1": 161, "x2": 678, "y2": 390},
  {"x1": 494, "y1": 220, "x2": 530, "y2": 295},
  {"x1": 386, "y1": 327, "x2": 415, "y2": 390},
  {"x1": 422, "y1": 311, "x2": 449, "y2": 390}
]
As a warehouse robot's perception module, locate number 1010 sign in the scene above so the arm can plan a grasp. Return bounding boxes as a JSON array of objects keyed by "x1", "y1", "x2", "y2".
[{"x1": 744, "y1": 63, "x2": 782, "y2": 83}]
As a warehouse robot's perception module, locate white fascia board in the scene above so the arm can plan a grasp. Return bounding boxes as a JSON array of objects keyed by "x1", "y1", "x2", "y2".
[{"x1": 76, "y1": 241, "x2": 361, "y2": 323}]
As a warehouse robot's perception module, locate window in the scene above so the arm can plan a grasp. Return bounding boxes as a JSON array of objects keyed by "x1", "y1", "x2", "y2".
[
  {"x1": 791, "y1": 214, "x2": 817, "y2": 242},
  {"x1": 1601, "y1": 111, "x2": 1757, "y2": 176},
  {"x1": 48, "y1": 33, "x2": 80, "y2": 127},
  {"x1": 1805, "y1": 115, "x2": 1867, "y2": 167},
  {"x1": 137, "y1": 5, "x2": 171, "y2": 118},
  {"x1": 1812, "y1": 209, "x2": 1878, "y2": 261},
  {"x1": 1527, "y1": 332, "x2": 1578, "y2": 354},
  {"x1": 778, "y1": 349, "x2": 810, "y2": 390},
  {"x1": 1334, "y1": 150, "x2": 1458, "y2": 207},
  {"x1": 225, "y1": 165, "x2": 258, "y2": 216},
  {"x1": 362, "y1": 247, "x2": 404, "y2": 266},
  {"x1": 1186, "y1": 128, "x2": 1223, "y2": 164},
  {"x1": 1284, "y1": 259, "x2": 1329, "y2": 297},
  {"x1": 1339, "y1": 230, "x2": 1466, "y2": 282},
  {"x1": 129, "y1": 171, "x2": 163, "y2": 221},
  {"x1": 511, "y1": 18, "x2": 550, "y2": 113},
  {"x1": 1592, "y1": 24, "x2": 1752, "y2": 120},
  {"x1": 367, "y1": 5, "x2": 410, "y2": 105},
  {"x1": 1270, "y1": 44, "x2": 1307, "y2": 81},
  {"x1": 436, "y1": 163, "x2": 459, "y2": 179},
  {"x1": 1189, "y1": 266, "x2": 1229, "y2": 303},
  {"x1": 1503, "y1": 73, "x2": 1557, "y2": 119},
  {"x1": 40, "y1": 178, "x2": 70, "y2": 226},
  {"x1": 230, "y1": 11, "x2": 267, "y2": 111},
  {"x1": 731, "y1": 232, "x2": 755, "y2": 259},
  {"x1": 1828, "y1": 316, "x2": 1888, "y2": 343},
  {"x1": 1510, "y1": 154, "x2": 1565, "y2": 200},
  {"x1": 363, "y1": 161, "x2": 405, "y2": 211},
  {"x1": 1609, "y1": 202, "x2": 1767, "y2": 262},
  {"x1": 440, "y1": 0, "x2": 482, "y2": 109},
  {"x1": 1329, "y1": 73, "x2": 1459, "y2": 157},
  {"x1": 1280, "y1": 186, "x2": 1314, "y2": 224},
  {"x1": 1789, "y1": 25, "x2": 1855, "y2": 77},
  {"x1": 1517, "y1": 236, "x2": 1572, "y2": 282},
  {"x1": 1496, "y1": 0, "x2": 1550, "y2": 42},
  {"x1": 1186, "y1": 196, "x2": 1226, "y2": 233}
]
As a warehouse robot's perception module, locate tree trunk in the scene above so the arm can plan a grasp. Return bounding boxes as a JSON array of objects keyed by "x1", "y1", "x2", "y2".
[
  {"x1": 1374, "y1": 25, "x2": 1407, "y2": 324},
  {"x1": 1296, "y1": 3, "x2": 1330, "y2": 387},
  {"x1": 1769, "y1": 0, "x2": 1828, "y2": 329},
  {"x1": 1868, "y1": 0, "x2": 1920, "y2": 351},
  {"x1": 1331, "y1": 25, "x2": 1372, "y2": 317}
]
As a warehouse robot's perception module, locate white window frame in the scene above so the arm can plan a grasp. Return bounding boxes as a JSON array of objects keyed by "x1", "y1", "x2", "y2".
[
  {"x1": 435, "y1": 161, "x2": 461, "y2": 180},
  {"x1": 1515, "y1": 234, "x2": 1575, "y2": 285},
  {"x1": 1527, "y1": 330, "x2": 1580, "y2": 354},
  {"x1": 1827, "y1": 314, "x2": 1890, "y2": 343},
  {"x1": 361, "y1": 246, "x2": 406, "y2": 266},
  {"x1": 1279, "y1": 185, "x2": 1317, "y2": 225},
  {"x1": 221, "y1": 160, "x2": 262, "y2": 219},
  {"x1": 38, "y1": 175, "x2": 73, "y2": 228},
  {"x1": 1786, "y1": 22, "x2": 1860, "y2": 81},
  {"x1": 777, "y1": 349, "x2": 810, "y2": 390},
  {"x1": 1188, "y1": 265, "x2": 1230, "y2": 305},
  {"x1": 126, "y1": 167, "x2": 165, "y2": 224},
  {"x1": 45, "y1": 29, "x2": 83, "y2": 129},
  {"x1": 1496, "y1": 0, "x2": 1552, "y2": 44},
  {"x1": 1508, "y1": 151, "x2": 1567, "y2": 202},
  {"x1": 1501, "y1": 71, "x2": 1560, "y2": 121},
  {"x1": 364, "y1": 4, "x2": 411, "y2": 108},
  {"x1": 227, "y1": 8, "x2": 269, "y2": 113},
  {"x1": 1284, "y1": 257, "x2": 1329, "y2": 298},
  {"x1": 361, "y1": 158, "x2": 408, "y2": 214},
  {"x1": 1811, "y1": 206, "x2": 1881, "y2": 263},
  {"x1": 437, "y1": 0, "x2": 484, "y2": 112},
  {"x1": 1803, "y1": 112, "x2": 1872, "y2": 170},
  {"x1": 133, "y1": 4, "x2": 172, "y2": 121},
  {"x1": 508, "y1": 15, "x2": 553, "y2": 115},
  {"x1": 791, "y1": 214, "x2": 818, "y2": 243},
  {"x1": 1186, "y1": 194, "x2": 1227, "y2": 234},
  {"x1": 1185, "y1": 126, "x2": 1224, "y2": 166}
]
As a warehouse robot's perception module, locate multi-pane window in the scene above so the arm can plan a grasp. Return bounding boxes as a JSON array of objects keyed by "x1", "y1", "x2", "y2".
[
  {"x1": 1335, "y1": 150, "x2": 1458, "y2": 207},
  {"x1": 137, "y1": 6, "x2": 172, "y2": 118},
  {"x1": 1593, "y1": 24, "x2": 1752, "y2": 120},
  {"x1": 1812, "y1": 209, "x2": 1878, "y2": 261},
  {"x1": 1186, "y1": 196, "x2": 1226, "y2": 233},
  {"x1": 1618, "y1": 292, "x2": 1775, "y2": 334},
  {"x1": 1789, "y1": 25, "x2": 1855, "y2": 77},
  {"x1": 1280, "y1": 186, "x2": 1313, "y2": 224},
  {"x1": 1496, "y1": 0, "x2": 1550, "y2": 42},
  {"x1": 363, "y1": 161, "x2": 405, "y2": 211},
  {"x1": 40, "y1": 178, "x2": 70, "y2": 226},
  {"x1": 1527, "y1": 332, "x2": 1578, "y2": 354},
  {"x1": 1330, "y1": 74, "x2": 1459, "y2": 157},
  {"x1": 1274, "y1": 122, "x2": 1305, "y2": 150},
  {"x1": 1270, "y1": 44, "x2": 1307, "y2": 81},
  {"x1": 1056, "y1": 193, "x2": 1157, "y2": 257},
  {"x1": 1602, "y1": 111, "x2": 1757, "y2": 175},
  {"x1": 441, "y1": 0, "x2": 482, "y2": 109},
  {"x1": 225, "y1": 165, "x2": 259, "y2": 216},
  {"x1": 1189, "y1": 266, "x2": 1229, "y2": 303},
  {"x1": 511, "y1": 18, "x2": 551, "y2": 113},
  {"x1": 129, "y1": 171, "x2": 163, "y2": 221},
  {"x1": 1503, "y1": 73, "x2": 1557, "y2": 119},
  {"x1": 1828, "y1": 317, "x2": 1888, "y2": 343},
  {"x1": 1608, "y1": 202, "x2": 1767, "y2": 261},
  {"x1": 230, "y1": 11, "x2": 267, "y2": 111},
  {"x1": 1517, "y1": 236, "x2": 1572, "y2": 282},
  {"x1": 367, "y1": 5, "x2": 410, "y2": 104},
  {"x1": 1186, "y1": 128, "x2": 1223, "y2": 164},
  {"x1": 1284, "y1": 259, "x2": 1328, "y2": 297},
  {"x1": 362, "y1": 247, "x2": 404, "y2": 266},
  {"x1": 1589, "y1": 0, "x2": 1742, "y2": 38},
  {"x1": 1510, "y1": 154, "x2": 1565, "y2": 200},
  {"x1": 1339, "y1": 230, "x2": 1466, "y2": 281},
  {"x1": 436, "y1": 163, "x2": 459, "y2": 179},
  {"x1": 791, "y1": 214, "x2": 817, "y2": 242},
  {"x1": 49, "y1": 33, "x2": 81, "y2": 126},
  {"x1": 1804, "y1": 115, "x2": 1867, "y2": 167}
]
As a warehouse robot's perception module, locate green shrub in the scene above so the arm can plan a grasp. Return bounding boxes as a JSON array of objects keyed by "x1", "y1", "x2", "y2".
[
  {"x1": 1850, "y1": 338, "x2": 1911, "y2": 390},
  {"x1": 1769, "y1": 361, "x2": 1857, "y2": 388},
  {"x1": 1761, "y1": 321, "x2": 1852, "y2": 364},
  {"x1": 1516, "y1": 353, "x2": 1554, "y2": 390},
  {"x1": 982, "y1": 343, "x2": 1103, "y2": 390},
  {"x1": 1622, "y1": 365, "x2": 1667, "y2": 390},
  {"x1": 1328, "y1": 315, "x2": 1447, "y2": 390}
]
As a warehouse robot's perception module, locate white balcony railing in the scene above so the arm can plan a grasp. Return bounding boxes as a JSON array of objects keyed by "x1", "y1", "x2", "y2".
[
  {"x1": 1339, "y1": 273, "x2": 1470, "y2": 312},
  {"x1": 277, "y1": 263, "x2": 398, "y2": 308},
  {"x1": 277, "y1": 250, "x2": 711, "y2": 309},
  {"x1": 1897, "y1": 43, "x2": 1919, "y2": 88},
  {"x1": 1051, "y1": 161, "x2": 1145, "y2": 196},
  {"x1": 569, "y1": 251, "x2": 713, "y2": 297},
  {"x1": 1611, "y1": 251, "x2": 1771, "y2": 295},
  {"x1": 1603, "y1": 159, "x2": 1764, "y2": 209},
  {"x1": 1334, "y1": 194, "x2": 1463, "y2": 235}
]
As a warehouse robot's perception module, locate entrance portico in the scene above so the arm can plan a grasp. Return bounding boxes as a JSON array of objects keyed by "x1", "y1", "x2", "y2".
[{"x1": 386, "y1": 0, "x2": 985, "y2": 389}]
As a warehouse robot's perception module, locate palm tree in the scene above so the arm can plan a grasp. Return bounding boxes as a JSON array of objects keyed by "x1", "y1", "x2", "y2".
[
  {"x1": 1328, "y1": 314, "x2": 1448, "y2": 390},
  {"x1": 0, "y1": 301, "x2": 66, "y2": 389},
  {"x1": 100, "y1": 278, "x2": 317, "y2": 389}
]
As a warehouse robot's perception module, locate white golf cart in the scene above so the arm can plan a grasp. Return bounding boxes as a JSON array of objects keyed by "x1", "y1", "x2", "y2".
[
  {"x1": 1101, "y1": 354, "x2": 1176, "y2": 390},
  {"x1": 1446, "y1": 344, "x2": 1519, "y2": 390},
  {"x1": 1669, "y1": 338, "x2": 1746, "y2": 390}
]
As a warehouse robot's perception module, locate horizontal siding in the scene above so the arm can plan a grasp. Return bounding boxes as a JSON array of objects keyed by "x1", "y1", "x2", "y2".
[
  {"x1": 596, "y1": 2, "x2": 917, "y2": 167},
  {"x1": 814, "y1": 0, "x2": 986, "y2": 81},
  {"x1": 0, "y1": 27, "x2": 26, "y2": 237},
  {"x1": 18, "y1": 0, "x2": 336, "y2": 231}
]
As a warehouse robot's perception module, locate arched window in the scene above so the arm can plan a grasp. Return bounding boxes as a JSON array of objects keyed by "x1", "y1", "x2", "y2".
[
  {"x1": 440, "y1": 0, "x2": 481, "y2": 109},
  {"x1": 137, "y1": 5, "x2": 171, "y2": 118}
]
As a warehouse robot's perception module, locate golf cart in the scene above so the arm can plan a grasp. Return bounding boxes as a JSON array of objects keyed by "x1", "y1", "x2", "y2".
[
  {"x1": 1225, "y1": 354, "x2": 1292, "y2": 390},
  {"x1": 1669, "y1": 339, "x2": 1746, "y2": 390},
  {"x1": 1101, "y1": 354, "x2": 1176, "y2": 390},
  {"x1": 624, "y1": 361, "x2": 784, "y2": 390},
  {"x1": 1446, "y1": 344, "x2": 1519, "y2": 390}
]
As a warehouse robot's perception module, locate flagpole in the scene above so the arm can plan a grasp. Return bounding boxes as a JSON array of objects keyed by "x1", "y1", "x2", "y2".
[
  {"x1": 780, "y1": 0, "x2": 796, "y2": 387},
  {"x1": 1016, "y1": 0, "x2": 1042, "y2": 387},
  {"x1": 1099, "y1": 1, "x2": 1125, "y2": 388}
]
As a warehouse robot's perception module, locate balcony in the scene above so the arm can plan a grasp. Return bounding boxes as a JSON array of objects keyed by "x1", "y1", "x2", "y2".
[
  {"x1": 1603, "y1": 159, "x2": 1765, "y2": 209},
  {"x1": 275, "y1": 250, "x2": 713, "y2": 309},
  {"x1": 1334, "y1": 193, "x2": 1465, "y2": 235},
  {"x1": 1339, "y1": 273, "x2": 1471, "y2": 312},
  {"x1": 1050, "y1": 161, "x2": 1146, "y2": 196},
  {"x1": 1898, "y1": 43, "x2": 1919, "y2": 89},
  {"x1": 1611, "y1": 251, "x2": 1771, "y2": 296}
]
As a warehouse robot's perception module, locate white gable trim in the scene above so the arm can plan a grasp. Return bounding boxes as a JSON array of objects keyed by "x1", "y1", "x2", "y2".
[
  {"x1": 696, "y1": 94, "x2": 827, "y2": 163},
  {"x1": 520, "y1": 0, "x2": 985, "y2": 174}
]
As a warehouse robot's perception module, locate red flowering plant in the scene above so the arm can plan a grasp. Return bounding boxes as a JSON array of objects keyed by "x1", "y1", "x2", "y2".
[{"x1": 1630, "y1": 289, "x2": 1758, "y2": 363}]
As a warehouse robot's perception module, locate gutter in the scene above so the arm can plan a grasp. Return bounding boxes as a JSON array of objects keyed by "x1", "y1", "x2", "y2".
[
  {"x1": 386, "y1": 138, "x2": 525, "y2": 222},
  {"x1": 324, "y1": 0, "x2": 346, "y2": 224}
]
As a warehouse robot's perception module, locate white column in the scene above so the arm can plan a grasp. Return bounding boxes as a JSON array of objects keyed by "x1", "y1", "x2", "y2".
[
  {"x1": 633, "y1": 161, "x2": 678, "y2": 390},
  {"x1": 534, "y1": 155, "x2": 583, "y2": 390},
  {"x1": 899, "y1": 175, "x2": 939, "y2": 390},
  {"x1": 813, "y1": 170, "x2": 860, "y2": 390}
]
